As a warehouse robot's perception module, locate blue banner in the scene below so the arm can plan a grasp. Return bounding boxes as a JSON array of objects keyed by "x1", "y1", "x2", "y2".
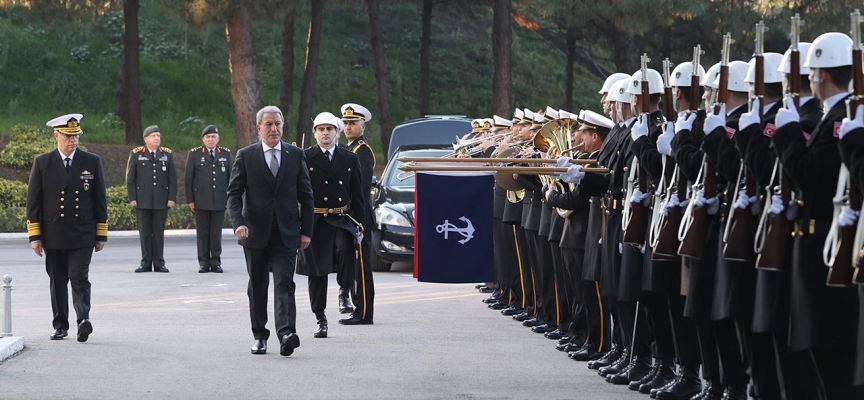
[{"x1": 414, "y1": 173, "x2": 494, "y2": 283}]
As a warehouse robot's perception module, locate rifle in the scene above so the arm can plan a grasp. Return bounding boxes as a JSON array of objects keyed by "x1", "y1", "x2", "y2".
[
  {"x1": 650, "y1": 58, "x2": 678, "y2": 259},
  {"x1": 623, "y1": 54, "x2": 651, "y2": 245},
  {"x1": 678, "y1": 44, "x2": 714, "y2": 259},
  {"x1": 827, "y1": 10, "x2": 863, "y2": 286}
]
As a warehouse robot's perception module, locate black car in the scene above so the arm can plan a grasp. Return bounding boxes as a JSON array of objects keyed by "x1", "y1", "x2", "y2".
[
  {"x1": 369, "y1": 145, "x2": 452, "y2": 271},
  {"x1": 385, "y1": 115, "x2": 472, "y2": 160}
]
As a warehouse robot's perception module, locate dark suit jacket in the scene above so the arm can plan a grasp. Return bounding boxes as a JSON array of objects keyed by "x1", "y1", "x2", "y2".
[
  {"x1": 27, "y1": 149, "x2": 108, "y2": 249},
  {"x1": 227, "y1": 141, "x2": 314, "y2": 250},
  {"x1": 125, "y1": 146, "x2": 177, "y2": 210},
  {"x1": 346, "y1": 135, "x2": 376, "y2": 221},
  {"x1": 185, "y1": 146, "x2": 231, "y2": 211}
]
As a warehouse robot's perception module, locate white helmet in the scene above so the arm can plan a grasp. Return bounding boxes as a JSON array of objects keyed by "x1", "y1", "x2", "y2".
[
  {"x1": 609, "y1": 79, "x2": 633, "y2": 104},
  {"x1": 804, "y1": 32, "x2": 853, "y2": 69},
  {"x1": 778, "y1": 42, "x2": 812, "y2": 75},
  {"x1": 599, "y1": 72, "x2": 631, "y2": 94},
  {"x1": 702, "y1": 63, "x2": 722, "y2": 88},
  {"x1": 313, "y1": 112, "x2": 342, "y2": 131},
  {"x1": 626, "y1": 69, "x2": 664, "y2": 95},
  {"x1": 745, "y1": 53, "x2": 784, "y2": 84},
  {"x1": 670, "y1": 62, "x2": 706, "y2": 87},
  {"x1": 712, "y1": 60, "x2": 751, "y2": 92}
]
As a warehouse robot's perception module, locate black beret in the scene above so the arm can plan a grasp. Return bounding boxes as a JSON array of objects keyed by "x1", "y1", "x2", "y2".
[{"x1": 201, "y1": 125, "x2": 219, "y2": 137}]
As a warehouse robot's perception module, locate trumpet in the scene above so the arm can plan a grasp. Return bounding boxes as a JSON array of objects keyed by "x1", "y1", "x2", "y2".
[{"x1": 442, "y1": 131, "x2": 516, "y2": 158}]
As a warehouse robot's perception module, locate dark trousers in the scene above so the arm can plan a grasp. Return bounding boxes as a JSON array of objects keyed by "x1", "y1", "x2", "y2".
[
  {"x1": 561, "y1": 248, "x2": 587, "y2": 340},
  {"x1": 581, "y1": 280, "x2": 608, "y2": 353},
  {"x1": 773, "y1": 329, "x2": 822, "y2": 400},
  {"x1": 669, "y1": 294, "x2": 701, "y2": 368},
  {"x1": 551, "y1": 241, "x2": 572, "y2": 329},
  {"x1": 746, "y1": 330, "x2": 781, "y2": 400},
  {"x1": 643, "y1": 291, "x2": 675, "y2": 360},
  {"x1": 494, "y1": 219, "x2": 517, "y2": 305},
  {"x1": 715, "y1": 318, "x2": 749, "y2": 386},
  {"x1": 194, "y1": 209, "x2": 224, "y2": 267},
  {"x1": 244, "y1": 226, "x2": 297, "y2": 341},
  {"x1": 351, "y1": 234, "x2": 375, "y2": 321},
  {"x1": 45, "y1": 247, "x2": 92, "y2": 330},
  {"x1": 811, "y1": 345, "x2": 863, "y2": 400},
  {"x1": 516, "y1": 228, "x2": 536, "y2": 314},
  {"x1": 619, "y1": 300, "x2": 652, "y2": 357},
  {"x1": 534, "y1": 233, "x2": 556, "y2": 325},
  {"x1": 696, "y1": 316, "x2": 720, "y2": 382},
  {"x1": 309, "y1": 227, "x2": 354, "y2": 317},
  {"x1": 502, "y1": 223, "x2": 524, "y2": 307},
  {"x1": 136, "y1": 208, "x2": 167, "y2": 268}
]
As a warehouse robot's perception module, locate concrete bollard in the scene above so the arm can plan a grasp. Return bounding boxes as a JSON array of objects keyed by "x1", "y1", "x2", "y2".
[{"x1": 1, "y1": 274, "x2": 11, "y2": 337}]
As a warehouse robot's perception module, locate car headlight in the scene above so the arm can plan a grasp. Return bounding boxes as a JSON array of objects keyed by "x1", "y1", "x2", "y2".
[{"x1": 375, "y1": 207, "x2": 412, "y2": 227}]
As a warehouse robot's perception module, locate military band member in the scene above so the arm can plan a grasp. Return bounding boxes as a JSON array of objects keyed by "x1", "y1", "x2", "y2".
[
  {"x1": 185, "y1": 125, "x2": 231, "y2": 273},
  {"x1": 126, "y1": 125, "x2": 177, "y2": 273},
  {"x1": 27, "y1": 114, "x2": 107, "y2": 342},
  {"x1": 339, "y1": 103, "x2": 376, "y2": 325},
  {"x1": 298, "y1": 112, "x2": 366, "y2": 338},
  {"x1": 498, "y1": 111, "x2": 531, "y2": 318}
]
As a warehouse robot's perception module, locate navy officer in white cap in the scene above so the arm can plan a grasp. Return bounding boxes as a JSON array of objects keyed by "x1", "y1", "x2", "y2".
[{"x1": 26, "y1": 113, "x2": 107, "y2": 342}]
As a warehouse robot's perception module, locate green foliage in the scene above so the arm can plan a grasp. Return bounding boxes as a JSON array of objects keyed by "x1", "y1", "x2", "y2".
[
  {"x1": 0, "y1": 207, "x2": 26, "y2": 233},
  {"x1": 0, "y1": 177, "x2": 27, "y2": 207},
  {"x1": 0, "y1": 124, "x2": 55, "y2": 170}
]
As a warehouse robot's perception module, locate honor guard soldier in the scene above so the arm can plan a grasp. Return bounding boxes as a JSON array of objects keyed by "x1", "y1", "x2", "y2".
[
  {"x1": 185, "y1": 125, "x2": 231, "y2": 273},
  {"x1": 126, "y1": 125, "x2": 177, "y2": 273},
  {"x1": 27, "y1": 114, "x2": 107, "y2": 342},
  {"x1": 298, "y1": 112, "x2": 366, "y2": 338},
  {"x1": 339, "y1": 103, "x2": 376, "y2": 325}
]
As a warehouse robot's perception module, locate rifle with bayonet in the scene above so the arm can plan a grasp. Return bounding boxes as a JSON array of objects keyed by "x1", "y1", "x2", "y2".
[
  {"x1": 650, "y1": 58, "x2": 679, "y2": 259},
  {"x1": 623, "y1": 54, "x2": 652, "y2": 245}
]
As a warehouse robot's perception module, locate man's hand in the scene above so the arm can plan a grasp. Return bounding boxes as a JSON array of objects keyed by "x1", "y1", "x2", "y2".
[
  {"x1": 775, "y1": 94, "x2": 800, "y2": 128},
  {"x1": 545, "y1": 186, "x2": 556, "y2": 201},
  {"x1": 300, "y1": 235, "x2": 311, "y2": 250},
  {"x1": 738, "y1": 99, "x2": 760, "y2": 131},
  {"x1": 840, "y1": 104, "x2": 864, "y2": 139},
  {"x1": 94, "y1": 241, "x2": 106, "y2": 252},
  {"x1": 167, "y1": 200, "x2": 176, "y2": 208},
  {"x1": 129, "y1": 200, "x2": 137, "y2": 208},
  {"x1": 630, "y1": 114, "x2": 649, "y2": 141},
  {"x1": 559, "y1": 165, "x2": 585, "y2": 184},
  {"x1": 657, "y1": 122, "x2": 674, "y2": 156},
  {"x1": 31, "y1": 240, "x2": 43, "y2": 257},
  {"x1": 235, "y1": 225, "x2": 249, "y2": 240},
  {"x1": 674, "y1": 111, "x2": 697, "y2": 134},
  {"x1": 704, "y1": 104, "x2": 728, "y2": 134},
  {"x1": 188, "y1": 202, "x2": 195, "y2": 212}
]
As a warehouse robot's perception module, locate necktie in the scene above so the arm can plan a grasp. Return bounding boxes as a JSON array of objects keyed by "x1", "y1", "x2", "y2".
[
  {"x1": 150, "y1": 151, "x2": 156, "y2": 162},
  {"x1": 269, "y1": 148, "x2": 279, "y2": 176},
  {"x1": 324, "y1": 150, "x2": 331, "y2": 162},
  {"x1": 209, "y1": 150, "x2": 215, "y2": 163},
  {"x1": 64, "y1": 157, "x2": 71, "y2": 171}
]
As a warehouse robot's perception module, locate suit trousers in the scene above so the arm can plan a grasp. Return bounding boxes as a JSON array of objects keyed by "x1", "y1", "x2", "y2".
[
  {"x1": 244, "y1": 225, "x2": 297, "y2": 341},
  {"x1": 351, "y1": 233, "x2": 375, "y2": 321},
  {"x1": 136, "y1": 208, "x2": 168, "y2": 268},
  {"x1": 194, "y1": 209, "x2": 224, "y2": 268},
  {"x1": 45, "y1": 247, "x2": 93, "y2": 330},
  {"x1": 773, "y1": 329, "x2": 822, "y2": 400},
  {"x1": 618, "y1": 300, "x2": 651, "y2": 358},
  {"x1": 580, "y1": 280, "x2": 608, "y2": 353},
  {"x1": 309, "y1": 224, "x2": 354, "y2": 318},
  {"x1": 714, "y1": 318, "x2": 748, "y2": 386},
  {"x1": 501, "y1": 223, "x2": 524, "y2": 307},
  {"x1": 517, "y1": 228, "x2": 536, "y2": 314},
  {"x1": 561, "y1": 248, "x2": 586, "y2": 339},
  {"x1": 668, "y1": 294, "x2": 701, "y2": 368},
  {"x1": 642, "y1": 291, "x2": 675, "y2": 360}
]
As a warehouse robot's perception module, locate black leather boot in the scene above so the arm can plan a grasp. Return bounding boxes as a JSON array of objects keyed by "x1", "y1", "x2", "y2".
[
  {"x1": 655, "y1": 365, "x2": 702, "y2": 400},
  {"x1": 313, "y1": 315, "x2": 328, "y2": 338},
  {"x1": 639, "y1": 359, "x2": 676, "y2": 394},
  {"x1": 608, "y1": 355, "x2": 651, "y2": 385},
  {"x1": 338, "y1": 288, "x2": 354, "y2": 314},
  {"x1": 630, "y1": 358, "x2": 661, "y2": 390},
  {"x1": 588, "y1": 343, "x2": 621, "y2": 370},
  {"x1": 598, "y1": 348, "x2": 629, "y2": 377},
  {"x1": 720, "y1": 385, "x2": 747, "y2": 400}
]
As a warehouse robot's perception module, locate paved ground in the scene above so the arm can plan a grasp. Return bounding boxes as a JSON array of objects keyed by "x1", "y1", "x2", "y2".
[{"x1": 0, "y1": 236, "x2": 644, "y2": 400}]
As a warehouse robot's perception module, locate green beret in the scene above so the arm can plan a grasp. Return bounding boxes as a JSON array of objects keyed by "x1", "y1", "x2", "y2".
[
  {"x1": 201, "y1": 124, "x2": 219, "y2": 137},
  {"x1": 143, "y1": 125, "x2": 160, "y2": 138}
]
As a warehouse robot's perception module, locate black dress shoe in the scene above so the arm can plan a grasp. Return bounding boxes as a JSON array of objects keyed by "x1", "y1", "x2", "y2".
[
  {"x1": 488, "y1": 302, "x2": 508, "y2": 310},
  {"x1": 571, "y1": 347, "x2": 602, "y2": 361},
  {"x1": 563, "y1": 343, "x2": 583, "y2": 353},
  {"x1": 531, "y1": 324, "x2": 556, "y2": 334},
  {"x1": 478, "y1": 286, "x2": 495, "y2": 293},
  {"x1": 210, "y1": 265, "x2": 223, "y2": 273},
  {"x1": 557, "y1": 336, "x2": 573, "y2": 345},
  {"x1": 251, "y1": 339, "x2": 267, "y2": 354},
  {"x1": 314, "y1": 321, "x2": 328, "y2": 338},
  {"x1": 50, "y1": 329, "x2": 68, "y2": 340},
  {"x1": 77, "y1": 320, "x2": 92, "y2": 343},
  {"x1": 544, "y1": 328, "x2": 566, "y2": 339},
  {"x1": 338, "y1": 289, "x2": 354, "y2": 314},
  {"x1": 481, "y1": 295, "x2": 500, "y2": 304},
  {"x1": 522, "y1": 317, "x2": 545, "y2": 327},
  {"x1": 501, "y1": 306, "x2": 522, "y2": 316},
  {"x1": 198, "y1": 265, "x2": 210, "y2": 273},
  {"x1": 154, "y1": 265, "x2": 170, "y2": 273},
  {"x1": 512, "y1": 312, "x2": 531, "y2": 321},
  {"x1": 134, "y1": 265, "x2": 151, "y2": 273},
  {"x1": 279, "y1": 333, "x2": 300, "y2": 356},
  {"x1": 475, "y1": 284, "x2": 484, "y2": 290},
  {"x1": 339, "y1": 315, "x2": 361, "y2": 325}
]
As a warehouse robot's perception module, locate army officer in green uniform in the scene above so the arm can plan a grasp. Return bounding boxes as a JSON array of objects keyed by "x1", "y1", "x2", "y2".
[{"x1": 186, "y1": 124, "x2": 231, "y2": 273}]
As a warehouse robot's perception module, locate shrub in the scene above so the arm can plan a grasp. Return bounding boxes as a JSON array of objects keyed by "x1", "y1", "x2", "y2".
[
  {"x1": 0, "y1": 207, "x2": 26, "y2": 233},
  {"x1": 0, "y1": 124, "x2": 87, "y2": 170},
  {"x1": 0, "y1": 178, "x2": 27, "y2": 207}
]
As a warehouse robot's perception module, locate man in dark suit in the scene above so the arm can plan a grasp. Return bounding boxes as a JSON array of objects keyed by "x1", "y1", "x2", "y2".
[
  {"x1": 227, "y1": 105, "x2": 313, "y2": 357},
  {"x1": 27, "y1": 113, "x2": 107, "y2": 342},
  {"x1": 340, "y1": 103, "x2": 376, "y2": 325},
  {"x1": 299, "y1": 112, "x2": 366, "y2": 339},
  {"x1": 185, "y1": 124, "x2": 231, "y2": 273},
  {"x1": 126, "y1": 125, "x2": 177, "y2": 273}
]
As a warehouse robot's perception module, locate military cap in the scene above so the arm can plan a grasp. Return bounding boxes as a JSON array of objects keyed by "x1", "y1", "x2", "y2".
[
  {"x1": 47, "y1": 113, "x2": 83, "y2": 135},
  {"x1": 544, "y1": 107, "x2": 560, "y2": 122},
  {"x1": 341, "y1": 103, "x2": 372, "y2": 122},
  {"x1": 512, "y1": 108, "x2": 525, "y2": 124},
  {"x1": 521, "y1": 109, "x2": 535, "y2": 125},
  {"x1": 481, "y1": 118, "x2": 494, "y2": 131},
  {"x1": 143, "y1": 125, "x2": 160, "y2": 138},
  {"x1": 470, "y1": 119, "x2": 483, "y2": 133},
  {"x1": 530, "y1": 112, "x2": 544, "y2": 130},
  {"x1": 578, "y1": 110, "x2": 614, "y2": 134},
  {"x1": 491, "y1": 115, "x2": 513, "y2": 132},
  {"x1": 201, "y1": 124, "x2": 219, "y2": 137}
]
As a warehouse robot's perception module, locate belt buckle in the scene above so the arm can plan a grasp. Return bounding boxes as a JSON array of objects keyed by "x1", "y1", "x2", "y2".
[{"x1": 327, "y1": 208, "x2": 334, "y2": 214}]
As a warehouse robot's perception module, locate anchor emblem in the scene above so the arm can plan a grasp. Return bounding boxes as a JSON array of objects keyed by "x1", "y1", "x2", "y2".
[{"x1": 435, "y1": 216, "x2": 475, "y2": 244}]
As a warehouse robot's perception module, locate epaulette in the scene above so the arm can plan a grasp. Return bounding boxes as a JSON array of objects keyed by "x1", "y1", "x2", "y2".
[
  {"x1": 351, "y1": 140, "x2": 377, "y2": 168},
  {"x1": 161, "y1": 147, "x2": 172, "y2": 153},
  {"x1": 191, "y1": 145, "x2": 203, "y2": 152},
  {"x1": 219, "y1": 146, "x2": 231, "y2": 152},
  {"x1": 132, "y1": 146, "x2": 144, "y2": 153}
]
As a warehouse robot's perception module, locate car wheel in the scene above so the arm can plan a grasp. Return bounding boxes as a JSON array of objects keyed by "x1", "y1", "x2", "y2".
[{"x1": 370, "y1": 250, "x2": 392, "y2": 272}]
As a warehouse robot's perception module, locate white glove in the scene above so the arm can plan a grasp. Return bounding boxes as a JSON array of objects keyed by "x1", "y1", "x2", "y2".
[
  {"x1": 775, "y1": 94, "x2": 800, "y2": 129},
  {"x1": 355, "y1": 231, "x2": 364, "y2": 244},
  {"x1": 640, "y1": 243, "x2": 647, "y2": 254},
  {"x1": 839, "y1": 205, "x2": 860, "y2": 227},
  {"x1": 556, "y1": 156, "x2": 572, "y2": 168},
  {"x1": 733, "y1": 189, "x2": 762, "y2": 215},
  {"x1": 559, "y1": 164, "x2": 585, "y2": 184},
  {"x1": 680, "y1": 199, "x2": 690, "y2": 211},
  {"x1": 703, "y1": 105, "x2": 726, "y2": 135},
  {"x1": 738, "y1": 98, "x2": 761, "y2": 131},
  {"x1": 663, "y1": 193, "x2": 680, "y2": 216},
  {"x1": 630, "y1": 188, "x2": 651, "y2": 205},
  {"x1": 693, "y1": 189, "x2": 720, "y2": 215},
  {"x1": 618, "y1": 243, "x2": 623, "y2": 254},
  {"x1": 675, "y1": 112, "x2": 697, "y2": 134},
  {"x1": 840, "y1": 104, "x2": 864, "y2": 139},
  {"x1": 767, "y1": 194, "x2": 785, "y2": 216},
  {"x1": 785, "y1": 199, "x2": 798, "y2": 221},
  {"x1": 631, "y1": 114, "x2": 649, "y2": 141},
  {"x1": 657, "y1": 122, "x2": 674, "y2": 156}
]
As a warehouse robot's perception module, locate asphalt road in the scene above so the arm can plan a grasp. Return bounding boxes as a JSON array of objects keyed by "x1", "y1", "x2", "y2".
[{"x1": 0, "y1": 236, "x2": 644, "y2": 400}]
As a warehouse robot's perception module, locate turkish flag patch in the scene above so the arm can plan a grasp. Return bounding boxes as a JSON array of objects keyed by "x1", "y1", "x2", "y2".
[
  {"x1": 763, "y1": 123, "x2": 777, "y2": 138},
  {"x1": 834, "y1": 121, "x2": 842, "y2": 138},
  {"x1": 803, "y1": 131, "x2": 812, "y2": 141},
  {"x1": 725, "y1": 127, "x2": 737, "y2": 139}
]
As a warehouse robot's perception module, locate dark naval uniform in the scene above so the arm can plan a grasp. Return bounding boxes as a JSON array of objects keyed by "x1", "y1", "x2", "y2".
[
  {"x1": 126, "y1": 145, "x2": 177, "y2": 271},
  {"x1": 298, "y1": 145, "x2": 366, "y2": 324},
  {"x1": 345, "y1": 135, "x2": 376, "y2": 323},
  {"x1": 27, "y1": 148, "x2": 107, "y2": 334},
  {"x1": 185, "y1": 145, "x2": 231, "y2": 272}
]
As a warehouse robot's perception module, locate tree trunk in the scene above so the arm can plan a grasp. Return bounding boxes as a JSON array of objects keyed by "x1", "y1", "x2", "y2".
[
  {"x1": 122, "y1": 0, "x2": 142, "y2": 145},
  {"x1": 366, "y1": 0, "x2": 394, "y2": 160},
  {"x1": 611, "y1": 30, "x2": 637, "y2": 74},
  {"x1": 226, "y1": 8, "x2": 262, "y2": 149},
  {"x1": 417, "y1": 0, "x2": 432, "y2": 117},
  {"x1": 280, "y1": 10, "x2": 296, "y2": 143},
  {"x1": 297, "y1": 0, "x2": 324, "y2": 143},
  {"x1": 490, "y1": 0, "x2": 512, "y2": 117},
  {"x1": 564, "y1": 26, "x2": 575, "y2": 111}
]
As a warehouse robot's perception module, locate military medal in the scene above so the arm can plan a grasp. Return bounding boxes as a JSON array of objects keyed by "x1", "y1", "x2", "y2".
[
  {"x1": 84, "y1": 181, "x2": 90, "y2": 191},
  {"x1": 221, "y1": 166, "x2": 226, "y2": 172}
]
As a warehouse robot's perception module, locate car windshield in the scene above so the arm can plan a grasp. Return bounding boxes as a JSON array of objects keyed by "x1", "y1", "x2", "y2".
[{"x1": 384, "y1": 150, "x2": 450, "y2": 188}]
